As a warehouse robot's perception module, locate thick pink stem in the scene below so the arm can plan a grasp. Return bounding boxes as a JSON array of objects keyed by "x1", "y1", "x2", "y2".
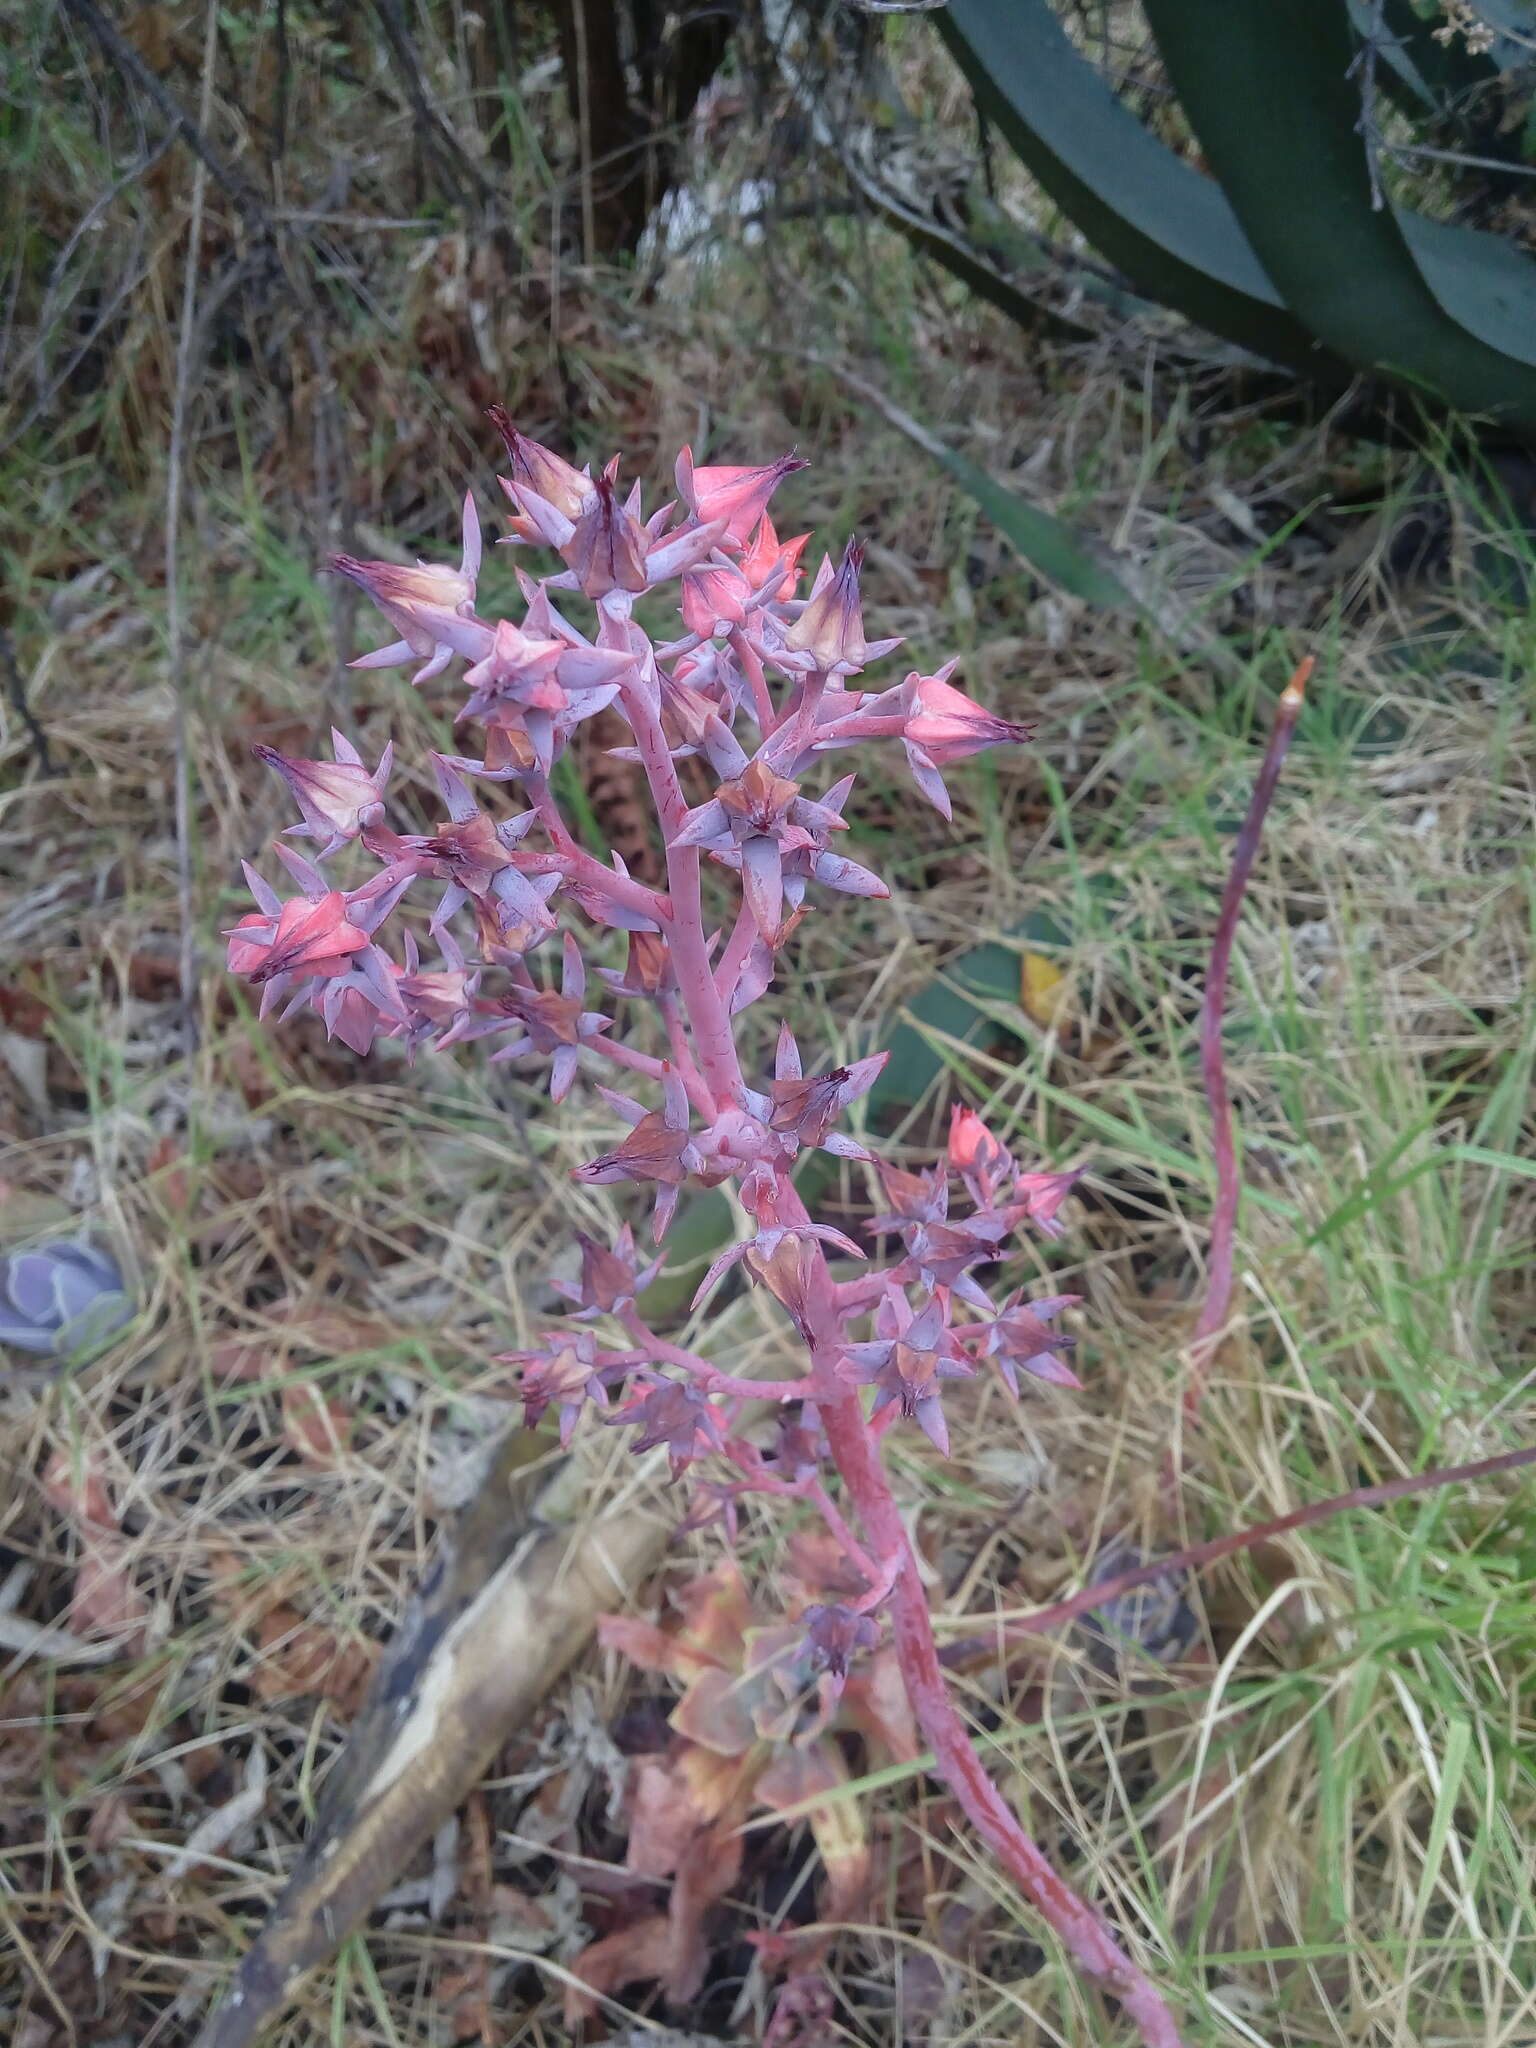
[
  {"x1": 525, "y1": 776, "x2": 672, "y2": 925},
  {"x1": 712, "y1": 904, "x2": 759, "y2": 1007},
  {"x1": 630, "y1": 611, "x2": 1183, "y2": 2041},
  {"x1": 815, "y1": 1384, "x2": 1183, "y2": 2047},
  {"x1": 746, "y1": 1190, "x2": 1187, "y2": 2046},
  {"x1": 606, "y1": 646, "x2": 743, "y2": 1103}
]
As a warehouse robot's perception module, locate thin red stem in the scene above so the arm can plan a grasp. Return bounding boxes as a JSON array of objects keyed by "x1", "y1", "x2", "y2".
[
  {"x1": 615, "y1": 674, "x2": 742, "y2": 1102},
  {"x1": 1186, "y1": 658, "x2": 1311, "y2": 1421},
  {"x1": 993, "y1": 1441, "x2": 1536, "y2": 1648},
  {"x1": 591, "y1": 590, "x2": 1184, "y2": 2042}
]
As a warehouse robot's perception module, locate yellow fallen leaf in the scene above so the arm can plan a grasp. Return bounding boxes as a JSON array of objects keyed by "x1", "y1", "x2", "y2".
[{"x1": 1021, "y1": 952, "x2": 1069, "y2": 1027}]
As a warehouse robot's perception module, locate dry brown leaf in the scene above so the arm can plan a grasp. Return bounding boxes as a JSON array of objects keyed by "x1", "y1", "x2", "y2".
[
  {"x1": 565, "y1": 1911, "x2": 678, "y2": 2022},
  {"x1": 250, "y1": 1609, "x2": 376, "y2": 1713},
  {"x1": 280, "y1": 1381, "x2": 354, "y2": 1467},
  {"x1": 40, "y1": 1451, "x2": 151, "y2": 1654}
]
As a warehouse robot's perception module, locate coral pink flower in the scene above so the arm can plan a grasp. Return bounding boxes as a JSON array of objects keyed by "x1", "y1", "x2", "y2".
[
  {"x1": 905, "y1": 664, "x2": 1034, "y2": 765},
  {"x1": 674, "y1": 447, "x2": 808, "y2": 544},
  {"x1": 739, "y1": 513, "x2": 810, "y2": 596},
  {"x1": 1014, "y1": 1167, "x2": 1084, "y2": 1239},
  {"x1": 225, "y1": 890, "x2": 367, "y2": 985}
]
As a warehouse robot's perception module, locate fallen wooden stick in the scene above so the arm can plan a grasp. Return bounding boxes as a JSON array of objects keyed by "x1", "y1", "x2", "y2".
[{"x1": 194, "y1": 1426, "x2": 672, "y2": 2048}]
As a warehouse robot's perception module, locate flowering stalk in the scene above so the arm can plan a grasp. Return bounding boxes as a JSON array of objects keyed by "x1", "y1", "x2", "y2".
[
  {"x1": 1184, "y1": 655, "x2": 1312, "y2": 1423},
  {"x1": 227, "y1": 420, "x2": 1180, "y2": 2042}
]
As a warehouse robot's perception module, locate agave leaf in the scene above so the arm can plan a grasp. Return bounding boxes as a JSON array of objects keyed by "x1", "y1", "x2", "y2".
[
  {"x1": 937, "y1": 0, "x2": 1353, "y2": 381},
  {"x1": 808, "y1": 352, "x2": 1136, "y2": 610},
  {"x1": 902, "y1": 419, "x2": 1139, "y2": 613},
  {"x1": 1144, "y1": 0, "x2": 1536, "y2": 432}
]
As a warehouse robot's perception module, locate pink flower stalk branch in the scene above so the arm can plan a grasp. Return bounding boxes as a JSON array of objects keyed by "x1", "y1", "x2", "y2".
[{"x1": 226, "y1": 419, "x2": 1181, "y2": 2043}]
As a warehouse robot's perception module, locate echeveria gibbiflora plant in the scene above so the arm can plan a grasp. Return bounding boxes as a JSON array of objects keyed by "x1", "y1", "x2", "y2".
[{"x1": 226, "y1": 415, "x2": 1183, "y2": 2045}]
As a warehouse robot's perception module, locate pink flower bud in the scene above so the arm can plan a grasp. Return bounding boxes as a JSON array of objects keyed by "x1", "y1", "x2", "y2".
[
  {"x1": 487, "y1": 406, "x2": 594, "y2": 522},
  {"x1": 904, "y1": 664, "x2": 1034, "y2": 767},
  {"x1": 948, "y1": 1104, "x2": 1014, "y2": 1205},
  {"x1": 563, "y1": 477, "x2": 649, "y2": 597}
]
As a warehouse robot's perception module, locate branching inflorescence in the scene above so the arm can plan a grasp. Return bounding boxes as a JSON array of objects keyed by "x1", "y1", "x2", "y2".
[{"x1": 226, "y1": 417, "x2": 1184, "y2": 2045}]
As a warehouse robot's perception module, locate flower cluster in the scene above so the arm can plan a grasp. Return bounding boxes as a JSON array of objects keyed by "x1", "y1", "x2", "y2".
[
  {"x1": 224, "y1": 422, "x2": 1152, "y2": 2038},
  {"x1": 227, "y1": 416, "x2": 1070, "y2": 1629}
]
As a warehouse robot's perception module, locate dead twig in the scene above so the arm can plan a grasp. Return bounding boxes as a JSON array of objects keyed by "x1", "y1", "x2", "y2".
[
  {"x1": 0, "y1": 623, "x2": 55, "y2": 778},
  {"x1": 192, "y1": 1429, "x2": 672, "y2": 2048},
  {"x1": 369, "y1": 0, "x2": 500, "y2": 217},
  {"x1": 165, "y1": 0, "x2": 220, "y2": 1049},
  {"x1": 58, "y1": 0, "x2": 273, "y2": 234}
]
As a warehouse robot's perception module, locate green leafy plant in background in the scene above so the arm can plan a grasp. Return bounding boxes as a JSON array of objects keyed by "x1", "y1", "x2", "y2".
[{"x1": 935, "y1": 0, "x2": 1536, "y2": 436}]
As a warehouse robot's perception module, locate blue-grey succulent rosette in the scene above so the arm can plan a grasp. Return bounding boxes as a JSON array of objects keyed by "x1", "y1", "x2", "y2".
[{"x1": 0, "y1": 1239, "x2": 134, "y2": 1362}]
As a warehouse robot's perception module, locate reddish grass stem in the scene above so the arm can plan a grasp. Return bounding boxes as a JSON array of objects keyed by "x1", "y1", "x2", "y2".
[
  {"x1": 1009, "y1": 1441, "x2": 1536, "y2": 1648},
  {"x1": 1186, "y1": 656, "x2": 1313, "y2": 1420}
]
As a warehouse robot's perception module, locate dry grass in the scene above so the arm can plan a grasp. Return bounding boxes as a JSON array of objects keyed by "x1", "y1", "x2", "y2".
[{"x1": 3, "y1": 10, "x2": 1536, "y2": 2047}]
